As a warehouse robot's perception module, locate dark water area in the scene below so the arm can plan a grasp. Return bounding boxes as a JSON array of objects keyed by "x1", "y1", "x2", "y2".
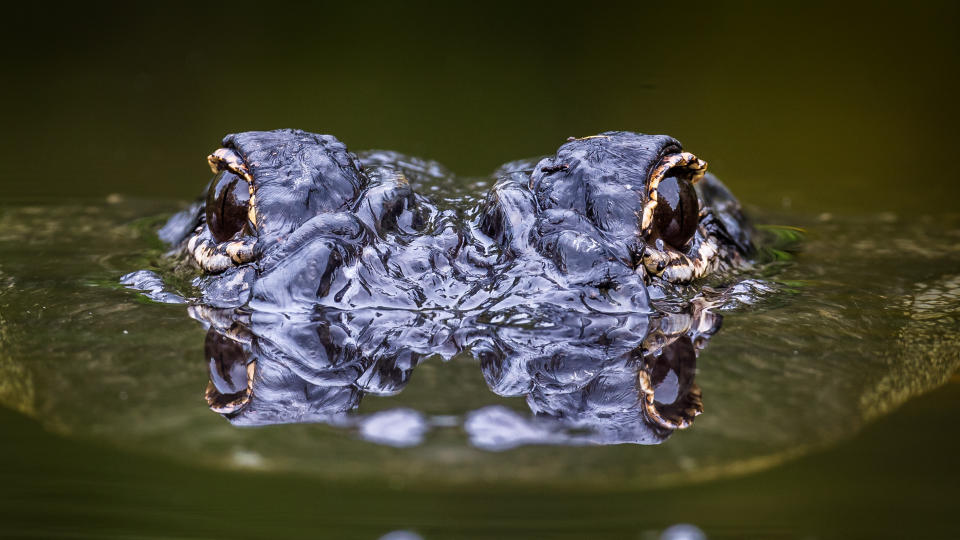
[{"x1": 1, "y1": 3, "x2": 959, "y2": 539}]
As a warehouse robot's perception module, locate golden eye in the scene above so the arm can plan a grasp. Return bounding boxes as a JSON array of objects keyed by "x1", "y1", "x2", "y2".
[
  {"x1": 652, "y1": 173, "x2": 699, "y2": 249},
  {"x1": 205, "y1": 171, "x2": 250, "y2": 243}
]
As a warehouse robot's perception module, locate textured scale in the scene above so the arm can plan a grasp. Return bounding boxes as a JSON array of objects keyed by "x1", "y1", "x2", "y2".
[{"x1": 124, "y1": 129, "x2": 758, "y2": 444}]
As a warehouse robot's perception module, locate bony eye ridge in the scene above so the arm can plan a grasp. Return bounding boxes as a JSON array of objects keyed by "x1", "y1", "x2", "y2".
[{"x1": 166, "y1": 129, "x2": 753, "y2": 312}]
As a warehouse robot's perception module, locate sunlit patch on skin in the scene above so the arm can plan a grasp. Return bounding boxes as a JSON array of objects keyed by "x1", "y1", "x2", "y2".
[
  {"x1": 187, "y1": 234, "x2": 234, "y2": 273},
  {"x1": 248, "y1": 191, "x2": 258, "y2": 227},
  {"x1": 568, "y1": 134, "x2": 611, "y2": 141},
  {"x1": 225, "y1": 240, "x2": 257, "y2": 265},
  {"x1": 641, "y1": 231, "x2": 721, "y2": 283},
  {"x1": 207, "y1": 148, "x2": 253, "y2": 182},
  {"x1": 185, "y1": 228, "x2": 258, "y2": 273}
]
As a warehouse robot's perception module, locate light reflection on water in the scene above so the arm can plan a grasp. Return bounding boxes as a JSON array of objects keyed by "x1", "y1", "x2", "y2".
[{"x1": 0, "y1": 201, "x2": 956, "y2": 491}]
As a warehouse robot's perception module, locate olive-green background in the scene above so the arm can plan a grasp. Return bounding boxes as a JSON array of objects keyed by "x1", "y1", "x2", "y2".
[{"x1": 2, "y1": 2, "x2": 958, "y2": 215}]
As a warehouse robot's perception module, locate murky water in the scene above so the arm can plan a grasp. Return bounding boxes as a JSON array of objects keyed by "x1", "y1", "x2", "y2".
[
  {"x1": 2, "y1": 3, "x2": 959, "y2": 538},
  {"x1": 0, "y1": 195, "x2": 957, "y2": 537}
]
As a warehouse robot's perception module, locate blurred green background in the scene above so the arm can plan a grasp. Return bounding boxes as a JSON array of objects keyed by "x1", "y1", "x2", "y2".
[{"x1": 3, "y1": 2, "x2": 958, "y2": 214}]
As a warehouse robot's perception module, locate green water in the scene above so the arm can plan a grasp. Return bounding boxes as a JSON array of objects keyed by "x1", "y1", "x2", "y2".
[{"x1": 2, "y1": 3, "x2": 959, "y2": 538}]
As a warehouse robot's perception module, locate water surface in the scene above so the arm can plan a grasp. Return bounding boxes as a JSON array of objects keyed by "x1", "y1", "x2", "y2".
[
  {"x1": 0, "y1": 195, "x2": 957, "y2": 534},
  {"x1": 1, "y1": 3, "x2": 959, "y2": 538}
]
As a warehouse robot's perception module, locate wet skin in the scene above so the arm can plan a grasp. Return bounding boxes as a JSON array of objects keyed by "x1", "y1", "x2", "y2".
[
  {"x1": 123, "y1": 129, "x2": 756, "y2": 444},
  {"x1": 191, "y1": 297, "x2": 717, "y2": 447}
]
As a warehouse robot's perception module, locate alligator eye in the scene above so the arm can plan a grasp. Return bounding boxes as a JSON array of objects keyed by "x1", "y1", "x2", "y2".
[
  {"x1": 652, "y1": 173, "x2": 699, "y2": 249},
  {"x1": 205, "y1": 171, "x2": 250, "y2": 243}
]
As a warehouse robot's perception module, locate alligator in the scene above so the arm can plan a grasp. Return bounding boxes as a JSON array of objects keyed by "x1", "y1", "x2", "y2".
[{"x1": 122, "y1": 129, "x2": 756, "y2": 442}]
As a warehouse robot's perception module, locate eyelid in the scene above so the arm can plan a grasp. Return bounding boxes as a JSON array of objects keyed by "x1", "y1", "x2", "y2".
[
  {"x1": 207, "y1": 148, "x2": 253, "y2": 183},
  {"x1": 639, "y1": 152, "x2": 707, "y2": 239}
]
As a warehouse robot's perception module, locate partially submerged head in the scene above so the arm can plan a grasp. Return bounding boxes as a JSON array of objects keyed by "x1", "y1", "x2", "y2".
[
  {"x1": 186, "y1": 130, "x2": 367, "y2": 273},
  {"x1": 123, "y1": 128, "x2": 760, "y2": 446},
  {"x1": 155, "y1": 129, "x2": 751, "y2": 313},
  {"x1": 481, "y1": 131, "x2": 752, "y2": 289}
]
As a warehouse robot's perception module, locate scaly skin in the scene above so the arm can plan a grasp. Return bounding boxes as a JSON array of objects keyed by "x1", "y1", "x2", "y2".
[
  {"x1": 122, "y1": 129, "x2": 757, "y2": 440},
  {"x1": 144, "y1": 129, "x2": 753, "y2": 311}
]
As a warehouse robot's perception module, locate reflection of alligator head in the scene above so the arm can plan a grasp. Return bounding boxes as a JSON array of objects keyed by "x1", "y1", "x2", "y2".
[
  {"x1": 2, "y1": 183, "x2": 956, "y2": 484},
  {"x1": 122, "y1": 129, "x2": 754, "y2": 447},
  {"x1": 194, "y1": 298, "x2": 721, "y2": 448}
]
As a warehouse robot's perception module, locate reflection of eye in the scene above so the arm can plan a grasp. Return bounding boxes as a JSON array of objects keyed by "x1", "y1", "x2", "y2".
[
  {"x1": 205, "y1": 171, "x2": 250, "y2": 243},
  {"x1": 647, "y1": 336, "x2": 696, "y2": 403},
  {"x1": 204, "y1": 328, "x2": 252, "y2": 415},
  {"x1": 652, "y1": 173, "x2": 699, "y2": 250},
  {"x1": 638, "y1": 335, "x2": 703, "y2": 430}
]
